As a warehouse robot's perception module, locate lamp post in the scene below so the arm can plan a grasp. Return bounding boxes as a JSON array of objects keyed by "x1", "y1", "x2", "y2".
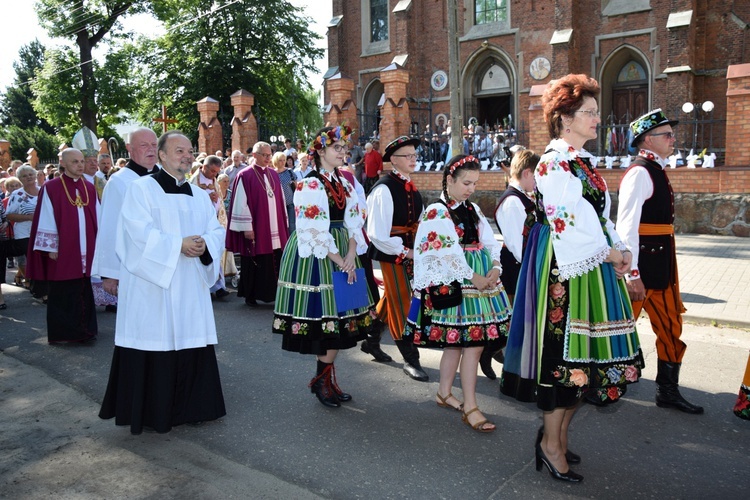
[{"x1": 682, "y1": 100, "x2": 714, "y2": 152}]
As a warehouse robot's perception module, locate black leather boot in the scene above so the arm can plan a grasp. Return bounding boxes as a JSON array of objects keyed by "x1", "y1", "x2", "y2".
[
  {"x1": 329, "y1": 364, "x2": 352, "y2": 402},
  {"x1": 655, "y1": 360, "x2": 704, "y2": 414},
  {"x1": 360, "y1": 320, "x2": 393, "y2": 362},
  {"x1": 480, "y1": 350, "x2": 497, "y2": 380},
  {"x1": 309, "y1": 362, "x2": 340, "y2": 408},
  {"x1": 395, "y1": 340, "x2": 429, "y2": 381}
]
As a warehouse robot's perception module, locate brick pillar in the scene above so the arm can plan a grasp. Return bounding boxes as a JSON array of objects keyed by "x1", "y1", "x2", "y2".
[
  {"x1": 726, "y1": 63, "x2": 750, "y2": 167},
  {"x1": 379, "y1": 65, "x2": 411, "y2": 155},
  {"x1": 324, "y1": 74, "x2": 357, "y2": 129},
  {"x1": 196, "y1": 96, "x2": 222, "y2": 155},
  {"x1": 231, "y1": 89, "x2": 257, "y2": 153},
  {"x1": 528, "y1": 83, "x2": 549, "y2": 154}
]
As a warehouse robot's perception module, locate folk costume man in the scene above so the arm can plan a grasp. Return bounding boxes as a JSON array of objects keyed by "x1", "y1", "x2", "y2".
[
  {"x1": 617, "y1": 109, "x2": 703, "y2": 414},
  {"x1": 484, "y1": 149, "x2": 539, "y2": 379},
  {"x1": 99, "y1": 131, "x2": 226, "y2": 435},
  {"x1": 26, "y1": 148, "x2": 100, "y2": 343},
  {"x1": 92, "y1": 128, "x2": 160, "y2": 308},
  {"x1": 366, "y1": 136, "x2": 428, "y2": 381},
  {"x1": 226, "y1": 141, "x2": 289, "y2": 306},
  {"x1": 189, "y1": 155, "x2": 229, "y2": 298}
]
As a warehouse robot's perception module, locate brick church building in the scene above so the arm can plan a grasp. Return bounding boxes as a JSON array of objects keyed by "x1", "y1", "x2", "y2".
[{"x1": 323, "y1": 0, "x2": 750, "y2": 163}]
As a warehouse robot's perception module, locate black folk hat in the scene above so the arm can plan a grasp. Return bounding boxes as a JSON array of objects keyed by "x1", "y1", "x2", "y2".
[
  {"x1": 382, "y1": 135, "x2": 420, "y2": 162},
  {"x1": 629, "y1": 108, "x2": 679, "y2": 148}
]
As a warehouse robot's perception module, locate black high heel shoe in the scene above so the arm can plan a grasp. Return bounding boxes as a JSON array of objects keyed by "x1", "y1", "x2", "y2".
[
  {"x1": 536, "y1": 426, "x2": 581, "y2": 465},
  {"x1": 535, "y1": 443, "x2": 583, "y2": 483}
]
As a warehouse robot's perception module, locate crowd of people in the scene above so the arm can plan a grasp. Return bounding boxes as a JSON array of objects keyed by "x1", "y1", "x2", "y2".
[{"x1": 1, "y1": 72, "x2": 748, "y2": 485}]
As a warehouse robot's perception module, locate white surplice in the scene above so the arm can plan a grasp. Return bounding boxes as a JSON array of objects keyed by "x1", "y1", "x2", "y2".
[{"x1": 114, "y1": 175, "x2": 225, "y2": 351}]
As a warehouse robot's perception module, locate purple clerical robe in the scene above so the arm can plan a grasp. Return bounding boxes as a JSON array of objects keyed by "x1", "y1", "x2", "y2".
[{"x1": 225, "y1": 165, "x2": 289, "y2": 257}]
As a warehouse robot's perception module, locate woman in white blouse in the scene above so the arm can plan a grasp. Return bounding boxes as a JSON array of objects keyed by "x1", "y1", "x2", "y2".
[
  {"x1": 272, "y1": 126, "x2": 377, "y2": 409},
  {"x1": 403, "y1": 154, "x2": 511, "y2": 433}
]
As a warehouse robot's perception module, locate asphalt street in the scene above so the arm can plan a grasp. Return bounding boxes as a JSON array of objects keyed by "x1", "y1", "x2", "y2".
[{"x1": 1, "y1": 273, "x2": 749, "y2": 499}]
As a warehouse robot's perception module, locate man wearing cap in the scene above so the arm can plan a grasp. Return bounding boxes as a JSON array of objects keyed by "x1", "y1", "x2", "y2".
[
  {"x1": 366, "y1": 136, "x2": 428, "y2": 381},
  {"x1": 72, "y1": 127, "x2": 102, "y2": 199},
  {"x1": 617, "y1": 109, "x2": 703, "y2": 414}
]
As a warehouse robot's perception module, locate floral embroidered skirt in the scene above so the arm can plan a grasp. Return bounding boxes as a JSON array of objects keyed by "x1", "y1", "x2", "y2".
[
  {"x1": 500, "y1": 223, "x2": 645, "y2": 411},
  {"x1": 733, "y1": 352, "x2": 750, "y2": 420},
  {"x1": 403, "y1": 247, "x2": 511, "y2": 349},
  {"x1": 272, "y1": 227, "x2": 376, "y2": 355}
]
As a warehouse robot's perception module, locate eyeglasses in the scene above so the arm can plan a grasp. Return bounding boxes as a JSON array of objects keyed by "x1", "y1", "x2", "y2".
[
  {"x1": 575, "y1": 109, "x2": 599, "y2": 117},
  {"x1": 391, "y1": 153, "x2": 418, "y2": 160},
  {"x1": 256, "y1": 153, "x2": 272, "y2": 158},
  {"x1": 648, "y1": 131, "x2": 675, "y2": 139},
  {"x1": 332, "y1": 144, "x2": 348, "y2": 153}
]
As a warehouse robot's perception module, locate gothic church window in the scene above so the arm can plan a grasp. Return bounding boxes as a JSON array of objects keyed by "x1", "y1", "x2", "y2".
[{"x1": 371, "y1": 0, "x2": 388, "y2": 42}]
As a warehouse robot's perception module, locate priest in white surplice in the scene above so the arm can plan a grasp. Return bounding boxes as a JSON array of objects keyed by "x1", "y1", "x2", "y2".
[
  {"x1": 99, "y1": 131, "x2": 226, "y2": 435},
  {"x1": 91, "y1": 128, "x2": 160, "y2": 310}
]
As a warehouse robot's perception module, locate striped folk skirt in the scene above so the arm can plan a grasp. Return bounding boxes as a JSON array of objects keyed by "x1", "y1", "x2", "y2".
[
  {"x1": 272, "y1": 224, "x2": 376, "y2": 355},
  {"x1": 403, "y1": 246, "x2": 511, "y2": 349},
  {"x1": 501, "y1": 223, "x2": 645, "y2": 410}
]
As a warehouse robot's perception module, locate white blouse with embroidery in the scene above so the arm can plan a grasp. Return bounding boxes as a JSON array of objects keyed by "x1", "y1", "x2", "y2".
[
  {"x1": 411, "y1": 197, "x2": 501, "y2": 291},
  {"x1": 293, "y1": 172, "x2": 365, "y2": 259},
  {"x1": 537, "y1": 138, "x2": 623, "y2": 280}
]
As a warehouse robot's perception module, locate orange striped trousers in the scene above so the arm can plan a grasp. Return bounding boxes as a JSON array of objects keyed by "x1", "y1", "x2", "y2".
[
  {"x1": 631, "y1": 281, "x2": 687, "y2": 363},
  {"x1": 376, "y1": 261, "x2": 412, "y2": 341}
]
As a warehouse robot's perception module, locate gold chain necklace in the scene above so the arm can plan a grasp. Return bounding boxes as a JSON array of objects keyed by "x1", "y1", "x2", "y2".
[
  {"x1": 253, "y1": 166, "x2": 275, "y2": 198},
  {"x1": 61, "y1": 176, "x2": 90, "y2": 207}
]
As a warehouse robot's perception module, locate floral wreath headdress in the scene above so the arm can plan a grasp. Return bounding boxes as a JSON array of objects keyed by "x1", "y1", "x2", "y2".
[
  {"x1": 448, "y1": 155, "x2": 478, "y2": 175},
  {"x1": 309, "y1": 125, "x2": 354, "y2": 155}
]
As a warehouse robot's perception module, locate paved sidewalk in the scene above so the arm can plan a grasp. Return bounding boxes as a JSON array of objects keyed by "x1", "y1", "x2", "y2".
[{"x1": 674, "y1": 234, "x2": 750, "y2": 327}]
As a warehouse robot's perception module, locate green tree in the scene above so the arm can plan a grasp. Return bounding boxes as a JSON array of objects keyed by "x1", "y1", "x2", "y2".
[
  {"x1": 0, "y1": 40, "x2": 54, "y2": 133},
  {"x1": 133, "y1": 0, "x2": 323, "y2": 145},
  {"x1": 34, "y1": 0, "x2": 150, "y2": 134},
  {"x1": 1, "y1": 125, "x2": 59, "y2": 161}
]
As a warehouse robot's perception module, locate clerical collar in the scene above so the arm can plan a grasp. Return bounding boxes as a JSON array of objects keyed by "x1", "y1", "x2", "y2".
[
  {"x1": 126, "y1": 159, "x2": 157, "y2": 177},
  {"x1": 638, "y1": 149, "x2": 668, "y2": 168},
  {"x1": 153, "y1": 168, "x2": 192, "y2": 196}
]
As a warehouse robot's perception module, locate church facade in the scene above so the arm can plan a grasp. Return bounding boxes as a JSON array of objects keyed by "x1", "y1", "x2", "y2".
[{"x1": 323, "y1": 0, "x2": 750, "y2": 159}]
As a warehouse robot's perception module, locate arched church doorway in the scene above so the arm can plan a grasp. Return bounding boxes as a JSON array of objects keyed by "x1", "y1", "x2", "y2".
[
  {"x1": 465, "y1": 59, "x2": 513, "y2": 131},
  {"x1": 612, "y1": 60, "x2": 648, "y2": 122},
  {"x1": 360, "y1": 79, "x2": 383, "y2": 142}
]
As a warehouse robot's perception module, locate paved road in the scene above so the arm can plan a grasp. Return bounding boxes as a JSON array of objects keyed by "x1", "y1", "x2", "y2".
[{"x1": 1, "y1": 234, "x2": 749, "y2": 498}]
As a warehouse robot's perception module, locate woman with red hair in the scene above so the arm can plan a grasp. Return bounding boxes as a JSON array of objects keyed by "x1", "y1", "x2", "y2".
[{"x1": 501, "y1": 74, "x2": 644, "y2": 483}]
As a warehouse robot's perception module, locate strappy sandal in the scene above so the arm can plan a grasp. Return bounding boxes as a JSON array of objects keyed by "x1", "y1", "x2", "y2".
[
  {"x1": 461, "y1": 407, "x2": 495, "y2": 433},
  {"x1": 436, "y1": 392, "x2": 463, "y2": 412}
]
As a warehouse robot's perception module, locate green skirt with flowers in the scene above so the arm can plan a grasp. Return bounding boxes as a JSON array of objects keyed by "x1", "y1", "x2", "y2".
[
  {"x1": 403, "y1": 246, "x2": 511, "y2": 349},
  {"x1": 272, "y1": 223, "x2": 376, "y2": 355}
]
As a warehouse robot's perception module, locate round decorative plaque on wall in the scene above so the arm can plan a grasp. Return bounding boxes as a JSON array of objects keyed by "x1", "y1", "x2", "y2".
[
  {"x1": 431, "y1": 70, "x2": 448, "y2": 92},
  {"x1": 530, "y1": 57, "x2": 551, "y2": 81}
]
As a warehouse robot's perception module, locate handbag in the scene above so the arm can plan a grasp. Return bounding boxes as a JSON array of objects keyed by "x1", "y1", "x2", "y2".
[
  {"x1": 427, "y1": 280, "x2": 463, "y2": 310},
  {"x1": 332, "y1": 268, "x2": 370, "y2": 313}
]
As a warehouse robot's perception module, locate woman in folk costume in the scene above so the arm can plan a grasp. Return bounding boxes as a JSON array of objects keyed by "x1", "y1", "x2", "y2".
[
  {"x1": 402, "y1": 154, "x2": 511, "y2": 433},
  {"x1": 272, "y1": 126, "x2": 377, "y2": 408},
  {"x1": 500, "y1": 74, "x2": 644, "y2": 483}
]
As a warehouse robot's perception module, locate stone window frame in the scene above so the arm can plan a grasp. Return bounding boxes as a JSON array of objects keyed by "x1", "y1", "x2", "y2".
[
  {"x1": 460, "y1": 0, "x2": 512, "y2": 42},
  {"x1": 361, "y1": 0, "x2": 390, "y2": 57}
]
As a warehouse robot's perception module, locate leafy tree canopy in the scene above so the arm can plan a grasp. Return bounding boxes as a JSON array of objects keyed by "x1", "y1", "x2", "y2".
[
  {"x1": 1, "y1": 125, "x2": 59, "y2": 162},
  {"x1": 132, "y1": 0, "x2": 323, "y2": 146},
  {"x1": 0, "y1": 40, "x2": 54, "y2": 133}
]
